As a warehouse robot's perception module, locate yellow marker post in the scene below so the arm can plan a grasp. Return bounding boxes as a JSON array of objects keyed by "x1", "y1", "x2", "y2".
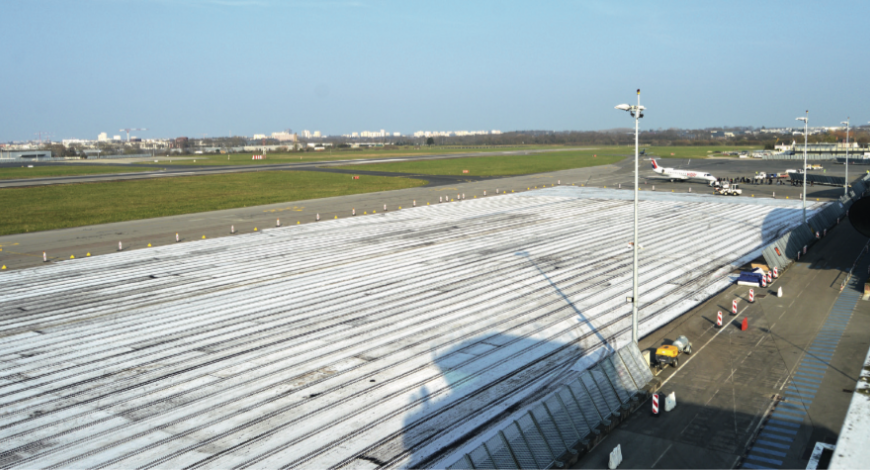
[
  {"x1": 297, "y1": 221, "x2": 300, "y2": 224},
  {"x1": 1, "y1": 265, "x2": 5, "y2": 270},
  {"x1": 427, "y1": 202, "x2": 430, "y2": 205},
  {"x1": 373, "y1": 210, "x2": 377, "y2": 213},
  {"x1": 254, "y1": 227, "x2": 258, "y2": 231},
  {"x1": 364, "y1": 211, "x2": 367, "y2": 215},
  {"x1": 70, "y1": 255, "x2": 75, "y2": 259},
  {"x1": 202, "y1": 235, "x2": 206, "y2": 239},
  {"x1": 398, "y1": 206, "x2": 402, "y2": 209},
  {"x1": 751, "y1": 195, "x2": 754, "y2": 197},
  {"x1": 334, "y1": 215, "x2": 338, "y2": 219},
  {"x1": 786, "y1": 196, "x2": 789, "y2": 199},
  {"x1": 147, "y1": 243, "x2": 152, "y2": 247},
  {"x1": 86, "y1": 253, "x2": 91, "y2": 257}
]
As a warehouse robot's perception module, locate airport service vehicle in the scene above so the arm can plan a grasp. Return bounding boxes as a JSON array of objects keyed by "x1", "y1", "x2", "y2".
[
  {"x1": 655, "y1": 335, "x2": 692, "y2": 369},
  {"x1": 806, "y1": 164, "x2": 823, "y2": 170},
  {"x1": 714, "y1": 182, "x2": 742, "y2": 196},
  {"x1": 786, "y1": 169, "x2": 804, "y2": 174},
  {"x1": 650, "y1": 159, "x2": 717, "y2": 183}
]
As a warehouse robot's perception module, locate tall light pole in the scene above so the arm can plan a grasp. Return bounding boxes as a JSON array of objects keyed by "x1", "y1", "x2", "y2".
[
  {"x1": 795, "y1": 112, "x2": 809, "y2": 224},
  {"x1": 842, "y1": 118, "x2": 850, "y2": 195},
  {"x1": 615, "y1": 89, "x2": 645, "y2": 344}
]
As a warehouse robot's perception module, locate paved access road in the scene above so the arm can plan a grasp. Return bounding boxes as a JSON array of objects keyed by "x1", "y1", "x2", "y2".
[
  {"x1": 574, "y1": 220, "x2": 870, "y2": 469},
  {"x1": 0, "y1": 147, "x2": 597, "y2": 188}
]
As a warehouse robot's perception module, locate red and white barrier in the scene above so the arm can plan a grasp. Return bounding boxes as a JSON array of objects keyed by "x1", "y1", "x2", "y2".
[
  {"x1": 118, "y1": 241, "x2": 123, "y2": 251},
  {"x1": 316, "y1": 213, "x2": 320, "y2": 221},
  {"x1": 439, "y1": 196, "x2": 443, "y2": 203},
  {"x1": 732, "y1": 299, "x2": 738, "y2": 315},
  {"x1": 773, "y1": 267, "x2": 779, "y2": 278},
  {"x1": 815, "y1": 231, "x2": 820, "y2": 239},
  {"x1": 231, "y1": 225, "x2": 235, "y2": 234},
  {"x1": 384, "y1": 204, "x2": 387, "y2": 211},
  {"x1": 761, "y1": 276, "x2": 767, "y2": 288},
  {"x1": 252, "y1": 155, "x2": 264, "y2": 160},
  {"x1": 43, "y1": 252, "x2": 47, "y2": 262},
  {"x1": 749, "y1": 288, "x2": 755, "y2": 303},
  {"x1": 717, "y1": 311, "x2": 723, "y2": 327},
  {"x1": 176, "y1": 232, "x2": 180, "y2": 242},
  {"x1": 352, "y1": 208, "x2": 356, "y2": 216},
  {"x1": 803, "y1": 245, "x2": 807, "y2": 255},
  {"x1": 276, "y1": 219, "x2": 281, "y2": 227},
  {"x1": 413, "y1": 200, "x2": 416, "y2": 207},
  {"x1": 652, "y1": 393, "x2": 660, "y2": 415}
]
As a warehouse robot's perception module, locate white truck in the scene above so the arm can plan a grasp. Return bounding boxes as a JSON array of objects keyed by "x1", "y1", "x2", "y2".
[{"x1": 715, "y1": 182, "x2": 742, "y2": 196}]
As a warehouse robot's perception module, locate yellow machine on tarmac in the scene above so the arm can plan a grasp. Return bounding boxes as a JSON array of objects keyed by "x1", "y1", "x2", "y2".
[{"x1": 655, "y1": 335, "x2": 693, "y2": 370}]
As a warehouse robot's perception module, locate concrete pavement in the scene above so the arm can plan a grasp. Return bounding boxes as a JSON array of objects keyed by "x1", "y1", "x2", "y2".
[{"x1": 573, "y1": 219, "x2": 870, "y2": 469}]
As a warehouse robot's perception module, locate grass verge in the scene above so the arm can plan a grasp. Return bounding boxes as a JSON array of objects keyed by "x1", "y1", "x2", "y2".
[
  {"x1": 332, "y1": 150, "x2": 623, "y2": 176},
  {"x1": 0, "y1": 171, "x2": 425, "y2": 235},
  {"x1": 0, "y1": 165, "x2": 157, "y2": 180}
]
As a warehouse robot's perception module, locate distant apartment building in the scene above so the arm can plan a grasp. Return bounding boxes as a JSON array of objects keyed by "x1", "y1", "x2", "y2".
[
  {"x1": 271, "y1": 131, "x2": 298, "y2": 142},
  {"x1": 173, "y1": 137, "x2": 189, "y2": 148},
  {"x1": 98, "y1": 132, "x2": 108, "y2": 142},
  {"x1": 313, "y1": 131, "x2": 321, "y2": 138},
  {"x1": 252, "y1": 134, "x2": 267, "y2": 140},
  {"x1": 301, "y1": 130, "x2": 312, "y2": 138},
  {"x1": 113, "y1": 135, "x2": 122, "y2": 141}
]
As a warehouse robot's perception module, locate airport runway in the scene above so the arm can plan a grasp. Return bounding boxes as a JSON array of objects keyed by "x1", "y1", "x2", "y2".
[
  {"x1": 0, "y1": 147, "x2": 596, "y2": 188},
  {"x1": 574, "y1": 220, "x2": 870, "y2": 469},
  {"x1": 0, "y1": 157, "x2": 858, "y2": 271}
]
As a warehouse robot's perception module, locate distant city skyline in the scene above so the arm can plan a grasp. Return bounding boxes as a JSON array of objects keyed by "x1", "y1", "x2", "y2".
[{"x1": 2, "y1": 0, "x2": 868, "y2": 142}]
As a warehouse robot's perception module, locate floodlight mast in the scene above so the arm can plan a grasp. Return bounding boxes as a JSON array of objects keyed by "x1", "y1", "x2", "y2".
[
  {"x1": 796, "y1": 112, "x2": 808, "y2": 224},
  {"x1": 842, "y1": 118, "x2": 850, "y2": 195},
  {"x1": 613, "y1": 89, "x2": 644, "y2": 345}
]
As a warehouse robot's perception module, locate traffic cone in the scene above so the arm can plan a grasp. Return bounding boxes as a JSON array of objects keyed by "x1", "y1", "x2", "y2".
[
  {"x1": 777, "y1": 287, "x2": 783, "y2": 298},
  {"x1": 741, "y1": 318, "x2": 748, "y2": 331}
]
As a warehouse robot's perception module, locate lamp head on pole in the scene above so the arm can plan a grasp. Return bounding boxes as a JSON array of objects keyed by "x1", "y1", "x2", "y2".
[{"x1": 796, "y1": 117, "x2": 808, "y2": 123}]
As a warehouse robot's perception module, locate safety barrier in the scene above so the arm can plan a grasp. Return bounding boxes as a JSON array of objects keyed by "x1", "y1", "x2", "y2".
[
  {"x1": 446, "y1": 343, "x2": 654, "y2": 469},
  {"x1": 761, "y1": 174, "x2": 870, "y2": 270}
]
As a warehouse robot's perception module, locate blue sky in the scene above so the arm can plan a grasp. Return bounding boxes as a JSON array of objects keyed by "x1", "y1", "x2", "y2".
[{"x1": 2, "y1": 0, "x2": 868, "y2": 141}]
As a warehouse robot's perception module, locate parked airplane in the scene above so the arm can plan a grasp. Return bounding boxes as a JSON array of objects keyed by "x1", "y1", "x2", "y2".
[{"x1": 650, "y1": 159, "x2": 717, "y2": 184}]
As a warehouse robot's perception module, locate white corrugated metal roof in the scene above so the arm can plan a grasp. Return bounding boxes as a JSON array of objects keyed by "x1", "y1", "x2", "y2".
[{"x1": 0, "y1": 187, "x2": 823, "y2": 469}]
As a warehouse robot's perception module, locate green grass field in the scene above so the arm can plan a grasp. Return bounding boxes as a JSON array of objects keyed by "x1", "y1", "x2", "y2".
[
  {"x1": 0, "y1": 171, "x2": 425, "y2": 236},
  {"x1": 645, "y1": 146, "x2": 763, "y2": 159},
  {"x1": 332, "y1": 149, "x2": 624, "y2": 176},
  {"x1": 0, "y1": 165, "x2": 157, "y2": 180},
  {"x1": 144, "y1": 145, "x2": 579, "y2": 166}
]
